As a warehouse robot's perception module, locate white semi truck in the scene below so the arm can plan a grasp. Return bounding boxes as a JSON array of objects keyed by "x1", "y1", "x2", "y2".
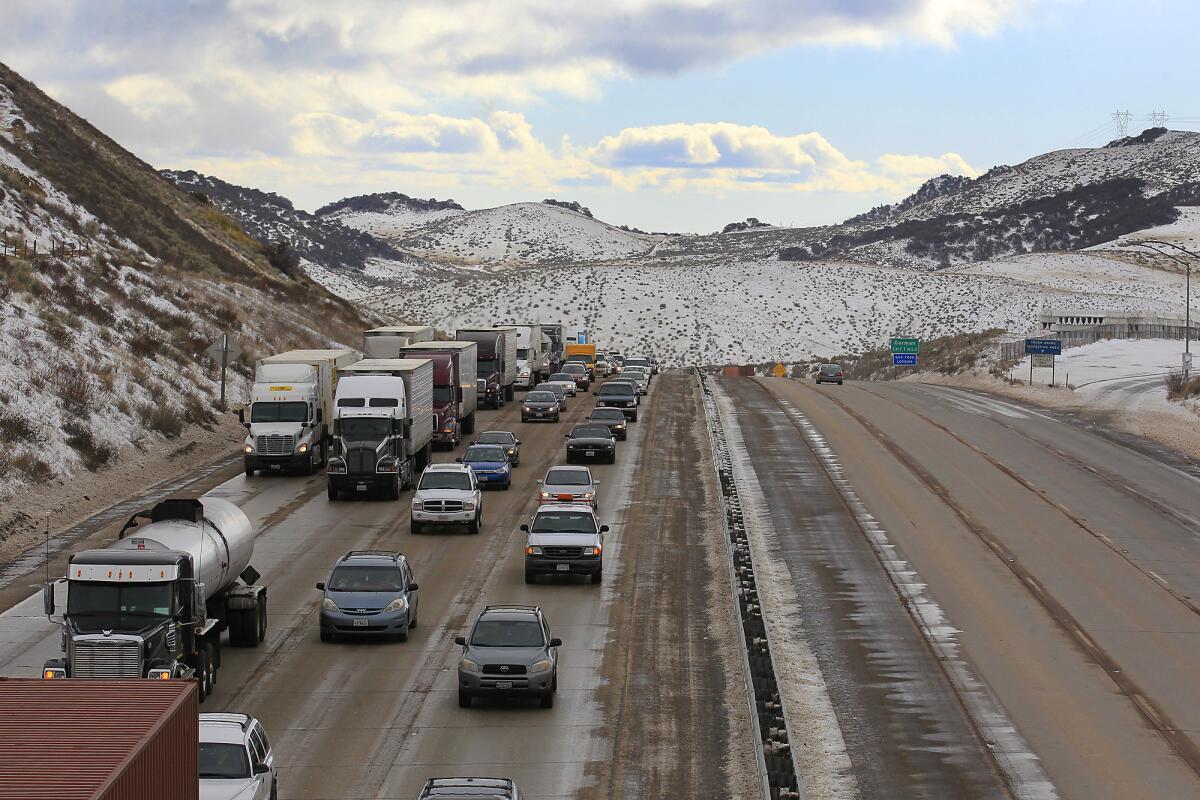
[
  {"x1": 510, "y1": 325, "x2": 552, "y2": 389},
  {"x1": 327, "y1": 358, "x2": 435, "y2": 500},
  {"x1": 241, "y1": 349, "x2": 359, "y2": 476},
  {"x1": 42, "y1": 497, "x2": 265, "y2": 703},
  {"x1": 362, "y1": 325, "x2": 436, "y2": 359}
]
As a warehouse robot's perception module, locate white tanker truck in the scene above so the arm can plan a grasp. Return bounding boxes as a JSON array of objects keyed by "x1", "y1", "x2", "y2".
[{"x1": 42, "y1": 497, "x2": 266, "y2": 702}]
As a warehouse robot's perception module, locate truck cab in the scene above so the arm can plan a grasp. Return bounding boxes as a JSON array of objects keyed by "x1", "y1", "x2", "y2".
[{"x1": 327, "y1": 374, "x2": 412, "y2": 500}]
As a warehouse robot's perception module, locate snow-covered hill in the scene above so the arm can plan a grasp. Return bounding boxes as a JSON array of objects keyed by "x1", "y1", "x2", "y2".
[
  {"x1": 394, "y1": 201, "x2": 659, "y2": 265},
  {"x1": 316, "y1": 192, "x2": 466, "y2": 239}
]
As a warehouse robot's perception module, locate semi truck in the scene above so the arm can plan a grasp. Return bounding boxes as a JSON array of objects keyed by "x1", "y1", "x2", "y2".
[
  {"x1": 362, "y1": 325, "x2": 436, "y2": 358},
  {"x1": 456, "y1": 327, "x2": 518, "y2": 407},
  {"x1": 399, "y1": 340, "x2": 478, "y2": 448},
  {"x1": 510, "y1": 325, "x2": 551, "y2": 389},
  {"x1": 327, "y1": 358, "x2": 434, "y2": 499},
  {"x1": 540, "y1": 324, "x2": 565, "y2": 373},
  {"x1": 241, "y1": 349, "x2": 359, "y2": 476},
  {"x1": 42, "y1": 497, "x2": 266, "y2": 704}
]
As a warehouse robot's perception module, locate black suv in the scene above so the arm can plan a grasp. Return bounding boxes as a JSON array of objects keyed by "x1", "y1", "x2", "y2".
[
  {"x1": 455, "y1": 605, "x2": 561, "y2": 708},
  {"x1": 593, "y1": 381, "x2": 638, "y2": 421}
]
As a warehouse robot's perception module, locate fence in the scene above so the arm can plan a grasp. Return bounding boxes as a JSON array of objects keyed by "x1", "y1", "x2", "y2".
[
  {"x1": 999, "y1": 322, "x2": 1199, "y2": 361},
  {"x1": 0, "y1": 236, "x2": 89, "y2": 260}
]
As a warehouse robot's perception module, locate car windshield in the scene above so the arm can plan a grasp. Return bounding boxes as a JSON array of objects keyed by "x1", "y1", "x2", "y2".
[
  {"x1": 599, "y1": 383, "x2": 632, "y2": 396},
  {"x1": 545, "y1": 469, "x2": 590, "y2": 486},
  {"x1": 626, "y1": 360, "x2": 649, "y2": 368},
  {"x1": 250, "y1": 401, "x2": 307, "y2": 423},
  {"x1": 340, "y1": 417, "x2": 390, "y2": 441},
  {"x1": 465, "y1": 446, "x2": 507, "y2": 462},
  {"x1": 571, "y1": 425, "x2": 611, "y2": 438},
  {"x1": 199, "y1": 742, "x2": 251, "y2": 779},
  {"x1": 821, "y1": 365, "x2": 841, "y2": 373},
  {"x1": 328, "y1": 565, "x2": 404, "y2": 592},
  {"x1": 549, "y1": 374, "x2": 573, "y2": 382},
  {"x1": 471, "y1": 619, "x2": 544, "y2": 647},
  {"x1": 526, "y1": 392, "x2": 555, "y2": 402},
  {"x1": 66, "y1": 582, "x2": 172, "y2": 632},
  {"x1": 532, "y1": 511, "x2": 598, "y2": 533},
  {"x1": 476, "y1": 432, "x2": 515, "y2": 445},
  {"x1": 534, "y1": 384, "x2": 561, "y2": 394},
  {"x1": 590, "y1": 409, "x2": 623, "y2": 420},
  {"x1": 420, "y1": 471, "x2": 472, "y2": 490},
  {"x1": 563, "y1": 365, "x2": 585, "y2": 373},
  {"x1": 432, "y1": 385, "x2": 453, "y2": 404}
]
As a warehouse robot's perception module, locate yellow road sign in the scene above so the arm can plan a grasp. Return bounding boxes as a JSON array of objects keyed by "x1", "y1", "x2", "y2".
[{"x1": 773, "y1": 363, "x2": 787, "y2": 378}]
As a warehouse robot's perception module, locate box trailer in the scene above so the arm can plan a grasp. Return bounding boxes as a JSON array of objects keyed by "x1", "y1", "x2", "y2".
[
  {"x1": 362, "y1": 325, "x2": 436, "y2": 358},
  {"x1": 329, "y1": 358, "x2": 434, "y2": 497},
  {"x1": 0, "y1": 678, "x2": 199, "y2": 799},
  {"x1": 456, "y1": 327, "x2": 518, "y2": 405},
  {"x1": 399, "y1": 340, "x2": 479, "y2": 446},
  {"x1": 242, "y1": 349, "x2": 360, "y2": 476}
]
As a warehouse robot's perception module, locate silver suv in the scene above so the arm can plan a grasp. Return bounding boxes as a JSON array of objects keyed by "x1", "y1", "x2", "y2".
[
  {"x1": 199, "y1": 712, "x2": 277, "y2": 800},
  {"x1": 455, "y1": 605, "x2": 561, "y2": 709},
  {"x1": 411, "y1": 463, "x2": 482, "y2": 534},
  {"x1": 417, "y1": 777, "x2": 521, "y2": 799}
]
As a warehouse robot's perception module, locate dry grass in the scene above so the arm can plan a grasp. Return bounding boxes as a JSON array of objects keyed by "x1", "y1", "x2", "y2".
[
  {"x1": 140, "y1": 402, "x2": 183, "y2": 438},
  {"x1": 64, "y1": 423, "x2": 115, "y2": 471},
  {"x1": 823, "y1": 329, "x2": 1005, "y2": 381},
  {"x1": 1166, "y1": 370, "x2": 1200, "y2": 400}
]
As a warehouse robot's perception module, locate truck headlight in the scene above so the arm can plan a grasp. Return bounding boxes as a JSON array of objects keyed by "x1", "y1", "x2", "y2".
[
  {"x1": 378, "y1": 457, "x2": 399, "y2": 473},
  {"x1": 327, "y1": 457, "x2": 346, "y2": 474},
  {"x1": 530, "y1": 659, "x2": 552, "y2": 674},
  {"x1": 539, "y1": 492, "x2": 552, "y2": 501},
  {"x1": 42, "y1": 667, "x2": 65, "y2": 680},
  {"x1": 297, "y1": 442, "x2": 309, "y2": 454},
  {"x1": 525, "y1": 546, "x2": 543, "y2": 556},
  {"x1": 583, "y1": 546, "x2": 601, "y2": 556},
  {"x1": 461, "y1": 657, "x2": 480, "y2": 672},
  {"x1": 383, "y1": 597, "x2": 408, "y2": 613},
  {"x1": 322, "y1": 598, "x2": 340, "y2": 612},
  {"x1": 411, "y1": 499, "x2": 423, "y2": 510},
  {"x1": 582, "y1": 492, "x2": 594, "y2": 500},
  {"x1": 463, "y1": 500, "x2": 477, "y2": 511},
  {"x1": 244, "y1": 444, "x2": 254, "y2": 454},
  {"x1": 147, "y1": 668, "x2": 173, "y2": 680}
]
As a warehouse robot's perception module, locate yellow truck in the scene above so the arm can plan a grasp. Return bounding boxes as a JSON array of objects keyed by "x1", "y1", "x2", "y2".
[{"x1": 564, "y1": 343, "x2": 597, "y2": 379}]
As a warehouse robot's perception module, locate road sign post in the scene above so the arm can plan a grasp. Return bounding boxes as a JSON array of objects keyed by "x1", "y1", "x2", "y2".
[
  {"x1": 205, "y1": 333, "x2": 243, "y2": 411},
  {"x1": 891, "y1": 337, "x2": 919, "y2": 368}
]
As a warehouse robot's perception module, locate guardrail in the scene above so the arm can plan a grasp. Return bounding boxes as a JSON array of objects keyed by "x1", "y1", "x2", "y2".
[{"x1": 697, "y1": 369, "x2": 801, "y2": 800}]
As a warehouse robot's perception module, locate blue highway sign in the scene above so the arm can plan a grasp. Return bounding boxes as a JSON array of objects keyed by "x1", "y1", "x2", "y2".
[
  {"x1": 1024, "y1": 338, "x2": 1062, "y2": 355},
  {"x1": 892, "y1": 353, "x2": 918, "y2": 366}
]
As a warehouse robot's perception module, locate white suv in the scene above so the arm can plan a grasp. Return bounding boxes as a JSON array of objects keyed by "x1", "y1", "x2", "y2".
[
  {"x1": 411, "y1": 463, "x2": 483, "y2": 534},
  {"x1": 199, "y1": 712, "x2": 277, "y2": 800}
]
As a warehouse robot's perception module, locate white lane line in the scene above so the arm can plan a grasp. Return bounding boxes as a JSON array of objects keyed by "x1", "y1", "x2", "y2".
[
  {"x1": 774, "y1": 396, "x2": 1059, "y2": 800},
  {"x1": 711, "y1": 382, "x2": 859, "y2": 800}
]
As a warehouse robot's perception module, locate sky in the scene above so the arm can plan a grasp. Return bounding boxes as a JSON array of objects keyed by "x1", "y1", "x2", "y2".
[{"x1": 2, "y1": 0, "x2": 1198, "y2": 233}]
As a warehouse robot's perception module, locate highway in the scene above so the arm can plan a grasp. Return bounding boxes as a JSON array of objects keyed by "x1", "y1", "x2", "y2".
[{"x1": 2, "y1": 373, "x2": 1200, "y2": 798}]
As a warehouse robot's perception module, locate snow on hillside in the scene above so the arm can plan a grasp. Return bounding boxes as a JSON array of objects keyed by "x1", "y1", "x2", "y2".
[
  {"x1": 357, "y1": 252, "x2": 1183, "y2": 367},
  {"x1": 396, "y1": 201, "x2": 658, "y2": 265},
  {"x1": 326, "y1": 206, "x2": 466, "y2": 238},
  {"x1": 1092, "y1": 206, "x2": 1200, "y2": 254}
]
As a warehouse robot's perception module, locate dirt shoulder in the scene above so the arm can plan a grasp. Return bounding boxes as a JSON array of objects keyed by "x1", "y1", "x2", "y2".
[{"x1": 0, "y1": 411, "x2": 243, "y2": 566}]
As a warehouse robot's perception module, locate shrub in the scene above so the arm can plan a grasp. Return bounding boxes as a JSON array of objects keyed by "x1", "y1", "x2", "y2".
[
  {"x1": 13, "y1": 453, "x2": 54, "y2": 483},
  {"x1": 0, "y1": 408, "x2": 42, "y2": 444},
  {"x1": 53, "y1": 371, "x2": 95, "y2": 416},
  {"x1": 1166, "y1": 369, "x2": 1186, "y2": 398},
  {"x1": 64, "y1": 423, "x2": 116, "y2": 471},
  {"x1": 141, "y1": 402, "x2": 183, "y2": 438},
  {"x1": 182, "y1": 393, "x2": 217, "y2": 428}
]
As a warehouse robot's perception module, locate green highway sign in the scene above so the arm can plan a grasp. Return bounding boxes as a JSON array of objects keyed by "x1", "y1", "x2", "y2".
[{"x1": 891, "y1": 337, "x2": 919, "y2": 355}]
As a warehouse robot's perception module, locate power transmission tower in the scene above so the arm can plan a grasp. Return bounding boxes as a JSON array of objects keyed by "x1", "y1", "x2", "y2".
[
  {"x1": 1112, "y1": 109, "x2": 1134, "y2": 136},
  {"x1": 1150, "y1": 110, "x2": 1169, "y2": 127}
]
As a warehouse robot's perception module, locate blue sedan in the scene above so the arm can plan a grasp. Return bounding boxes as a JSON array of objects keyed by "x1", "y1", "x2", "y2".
[{"x1": 459, "y1": 444, "x2": 512, "y2": 490}]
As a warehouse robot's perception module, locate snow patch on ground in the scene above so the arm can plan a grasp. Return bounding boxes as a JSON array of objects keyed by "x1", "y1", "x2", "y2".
[{"x1": 328, "y1": 206, "x2": 466, "y2": 239}]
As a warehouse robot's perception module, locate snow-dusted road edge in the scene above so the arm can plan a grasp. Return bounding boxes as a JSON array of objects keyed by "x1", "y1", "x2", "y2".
[{"x1": 772, "y1": 393, "x2": 1059, "y2": 800}]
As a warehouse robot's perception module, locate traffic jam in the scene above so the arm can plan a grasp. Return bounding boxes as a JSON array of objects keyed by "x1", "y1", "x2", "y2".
[{"x1": 31, "y1": 323, "x2": 658, "y2": 799}]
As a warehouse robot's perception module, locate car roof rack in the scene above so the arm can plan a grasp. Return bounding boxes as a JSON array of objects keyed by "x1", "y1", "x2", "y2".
[
  {"x1": 342, "y1": 550, "x2": 402, "y2": 561},
  {"x1": 483, "y1": 604, "x2": 539, "y2": 613}
]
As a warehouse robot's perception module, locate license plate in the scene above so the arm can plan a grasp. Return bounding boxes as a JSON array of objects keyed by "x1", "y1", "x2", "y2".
[
  {"x1": 586, "y1": 450, "x2": 595, "y2": 457},
  {"x1": 557, "y1": 563, "x2": 570, "y2": 572},
  {"x1": 269, "y1": 464, "x2": 281, "y2": 471},
  {"x1": 495, "y1": 681, "x2": 513, "y2": 690},
  {"x1": 352, "y1": 618, "x2": 368, "y2": 627},
  {"x1": 356, "y1": 483, "x2": 367, "y2": 492},
  {"x1": 535, "y1": 412, "x2": 544, "y2": 417}
]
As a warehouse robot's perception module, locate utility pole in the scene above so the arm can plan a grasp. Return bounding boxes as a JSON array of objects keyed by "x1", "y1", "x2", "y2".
[{"x1": 1112, "y1": 109, "x2": 1134, "y2": 137}]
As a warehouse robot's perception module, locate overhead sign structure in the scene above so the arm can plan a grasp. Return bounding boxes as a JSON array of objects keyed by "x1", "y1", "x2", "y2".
[
  {"x1": 892, "y1": 353, "x2": 918, "y2": 366},
  {"x1": 206, "y1": 333, "x2": 242, "y2": 410},
  {"x1": 1024, "y1": 338, "x2": 1062, "y2": 355},
  {"x1": 891, "y1": 338, "x2": 919, "y2": 355}
]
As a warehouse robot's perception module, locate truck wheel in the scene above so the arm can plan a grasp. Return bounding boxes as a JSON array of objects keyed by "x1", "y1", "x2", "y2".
[
  {"x1": 195, "y1": 648, "x2": 210, "y2": 703},
  {"x1": 255, "y1": 594, "x2": 267, "y2": 645},
  {"x1": 386, "y1": 476, "x2": 401, "y2": 500},
  {"x1": 468, "y1": 514, "x2": 480, "y2": 535},
  {"x1": 607, "y1": 453, "x2": 616, "y2": 464},
  {"x1": 327, "y1": 483, "x2": 339, "y2": 501},
  {"x1": 631, "y1": 411, "x2": 638, "y2": 422},
  {"x1": 524, "y1": 570, "x2": 536, "y2": 585},
  {"x1": 244, "y1": 465, "x2": 254, "y2": 478},
  {"x1": 410, "y1": 519, "x2": 422, "y2": 535},
  {"x1": 227, "y1": 609, "x2": 246, "y2": 647},
  {"x1": 592, "y1": 567, "x2": 603, "y2": 585},
  {"x1": 463, "y1": 414, "x2": 475, "y2": 435}
]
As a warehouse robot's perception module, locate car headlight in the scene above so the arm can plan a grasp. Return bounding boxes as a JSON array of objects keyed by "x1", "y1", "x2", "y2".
[
  {"x1": 522, "y1": 406, "x2": 533, "y2": 412},
  {"x1": 525, "y1": 545, "x2": 543, "y2": 556},
  {"x1": 582, "y1": 492, "x2": 594, "y2": 500},
  {"x1": 244, "y1": 443, "x2": 254, "y2": 454},
  {"x1": 322, "y1": 597, "x2": 340, "y2": 612},
  {"x1": 539, "y1": 492, "x2": 552, "y2": 500},
  {"x1": 530, "y1": 659, "x2": 552, "y2": 674},
  {"x1": 297, "y1": 442, "x2": 309, "y2": 454},
  {"x1": 327, "y1": 457, "x2": 346, "y2": 474},
  {"x1": 461, "y1": 657, "x2": 480, "y2": 672},
  {"x1": 583, "y1": 546, "x2": 602, "y2": 556},
  {"x1": 507, "y1": 448, "x2": 516, "y2": 455},
  {"x1": 383, "y1": 597, "x2": 408, "y2": 613}
]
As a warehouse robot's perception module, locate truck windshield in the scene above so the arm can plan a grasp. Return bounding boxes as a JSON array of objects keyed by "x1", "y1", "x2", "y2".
[
  {"x1": 200, "y1": 742, "x2": 251, "y2": 779},
  {"x1": 433, "y1": 386, "x2": 453, "y2": 404},
  {"x1": 66, "y1": 582, "x2": 173, "y2": 631},
  {"x1": 478, "y1": 358, "x2": 497, "y2": 374},
  {"x1": 516, "y1": 348, "x2": 530, "y2": 359},
  {"x1": 340, "y1": 418, "x2": 390, "y2": 441},
  {"x1": 420, "y1": 471, "x2": 473, "y2": 490},
  {"x1": 599, "y1": 384, "x2": 631, "y2": 396},
  {"x1": 250, "y1": 401, "x2": 307, "y2": 423},
  {"x1": 531, "y1": 512, "x2": 597, "y2": 534}
]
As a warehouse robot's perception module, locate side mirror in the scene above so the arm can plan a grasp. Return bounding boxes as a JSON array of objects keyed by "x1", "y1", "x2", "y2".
[
  {"x1": 549, "y1": 637, "x2": 562, "y2": 647},
  {"x1": 454, "y1": 635, "x2": 466, "y2": 646},
  {"x1": 457, "y1": 387, "x2": 464, "y2": 402},
  {"x1": 237, "y1": 408, "x2": 245, "y2": 424},
  {"x1": 315, "y1": 408, "x2": 323, "y2": 423},
  {"x1": 600, "y1": 525, "x2": 610, "y2": 533},
  {"x1": 332, "y1": 420, "x2": 341, "y2": 436},
  {"x1": 593, "y1": 480, "x2": 600, "y2": 485},
  {"x1": 455, "y1": 457, "x2": 463, "y2": 463},
  {"x1": 591, "y1": 391, "x2": 598, "y2": 396},
  {"x1": 392, "y1": 418, "x2": 402, "y2": 435},
  {"x1": 515, "y1": 440, "x2": 521, "y2": 445},
  {"x1": 253, "y1": 763, "x2": 270, "y2": 776},
  {"x1": 563, "y1": 434, "x2": 570, "y2": 439},
  {"x1": 536, "y1": 480, "x2": 543, "y2": 486},
  {"x1": 42, "y1": 582, "x2": 55, "y2": 616},
  {"x1": 407, "y1": 582, "x2": 419, "y2": 592},
  {"x1": 315, "y1": 582, "x2": 325, "y2": 591},
  {"x1": 519, "y1": 524, "x2": 529, "y2": 532}
]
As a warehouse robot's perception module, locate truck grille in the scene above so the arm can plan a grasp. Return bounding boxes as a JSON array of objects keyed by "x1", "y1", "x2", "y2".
[
  {"x1": 256, "y1": 434, "x2": 295, "y2": 456},
  {"x1": 346, "y1": 447, "x2": 376, "y2": 474},
  {"x1": 423, "y1": 499, "x2": 464, "y2": 513},
  {"x1": 544, "y1": 545, "x2": 584, "y2": 558},
  {"x1": 483, "y1": 664, "x2": 528, "y2": 675},
  {"x1": 72, "y1": 638, "x2": 142, "y2": 678}
]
